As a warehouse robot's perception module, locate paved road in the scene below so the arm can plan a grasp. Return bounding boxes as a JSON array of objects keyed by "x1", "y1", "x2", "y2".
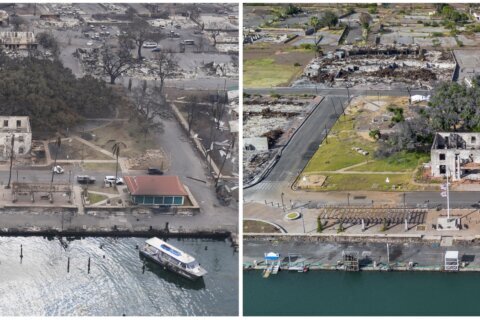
[{"x1": 0, "y1": 166, "x2": 116, "y2": 188}]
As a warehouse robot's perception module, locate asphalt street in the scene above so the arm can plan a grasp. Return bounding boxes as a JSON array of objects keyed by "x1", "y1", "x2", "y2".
[{"x1": 0, "y1": 165, "x2": 118, "y2": 188}]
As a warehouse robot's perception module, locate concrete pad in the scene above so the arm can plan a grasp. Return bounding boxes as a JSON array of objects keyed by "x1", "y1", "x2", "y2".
[
  {"x1": 437, "y1": 217, "x2": 459, "y2": 231},
  {"x1": 440, "y1": 236, "x2": 453, "y2": 247}
]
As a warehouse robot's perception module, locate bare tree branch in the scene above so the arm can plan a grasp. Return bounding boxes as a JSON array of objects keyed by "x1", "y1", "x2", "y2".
[{"x1": 101, "y1": 43, "x2": 134, "y2": 84}]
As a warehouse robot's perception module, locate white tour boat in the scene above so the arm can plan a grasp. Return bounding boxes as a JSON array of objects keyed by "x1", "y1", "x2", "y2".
[{"x1": 140, "y1": 237, "x2": 207, "y2": 280}]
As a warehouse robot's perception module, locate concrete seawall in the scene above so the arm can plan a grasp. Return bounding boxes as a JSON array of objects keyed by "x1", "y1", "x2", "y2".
[
  {"x1": 0, "y1": 206, "x2": 237, "y2": 242},
  {"x1": 244, "y1": 235, "x2": 480, "y2": 273}
]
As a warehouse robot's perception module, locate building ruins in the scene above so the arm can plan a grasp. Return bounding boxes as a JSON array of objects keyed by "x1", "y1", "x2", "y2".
[
  {"x1": 0, "y1": 31, "x2": 37, "y2": 50},
  {"x1": 0, "y1": 116, "x2": 32, "y2": 161},
  {"x1": 303, "y1": 44, "x2": 455, "y2": 88},
  {"x1": 0, "y1": 10, "x2": 8, "y2": 26},
  {"x1": 431, "y1": 132, "x2": 480, "y2": 181}
]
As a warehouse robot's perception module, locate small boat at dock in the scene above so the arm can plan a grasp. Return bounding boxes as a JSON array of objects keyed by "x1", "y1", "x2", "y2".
[{"x1": 139, "y1": 237, "x2": 207, "y2": 281}]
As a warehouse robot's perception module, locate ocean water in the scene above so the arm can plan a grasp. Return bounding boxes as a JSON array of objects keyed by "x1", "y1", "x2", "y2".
[
  {"x1": 0, "y1": 237, "x2": 238, "y2": 316},
  {"x1": 244, "y1": 270, "x2": 480, "y2": 316}
]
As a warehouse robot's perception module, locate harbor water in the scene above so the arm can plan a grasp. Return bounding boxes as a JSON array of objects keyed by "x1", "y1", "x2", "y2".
[
  {"x1": 244, "y1": 270, "x2": 480, "y2": 316},
  {"x1": 0, "y1": 237, "x2": 238, "y2": 316}
]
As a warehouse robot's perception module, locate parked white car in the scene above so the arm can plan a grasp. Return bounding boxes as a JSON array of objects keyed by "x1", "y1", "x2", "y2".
[
  {"x1": 53, "y1": 165, "x2": 64, "y2": 174},
  {"x1": 104, "y1": 176, "x2": 124, "y2": 186},
  {"x1": 142, "y1": 42, "x2": 157, "y2": 48}
]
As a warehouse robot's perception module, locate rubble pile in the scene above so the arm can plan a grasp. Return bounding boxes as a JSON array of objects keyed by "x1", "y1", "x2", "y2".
[
  {"x1": 261, "y1": 129, "x2": 284, "y2": 148},
  {"x1": 125, "y1": 149, "x2": 170, "y2": 170},
  {"x1": 243, "y1": 150, "x2": 275, "y2": 183},
  {"x1": 244, "y1": 107, "x2": 300, "y2": 119},
  {"x1": 303, "y1": 44, "x2": 455, "y2": 88},
  {"x1": 74, "y1": 47, "x2": 101, "y2": 75},
  {"x1": 202, "y1": 61, "x2": 238, "y2": 77},
  {"x1": 369, "y1": 67, "x2": 437, "y2": 81},
  {"x1": 243, "y1": 96, "x2": 310, "y2": 184}
]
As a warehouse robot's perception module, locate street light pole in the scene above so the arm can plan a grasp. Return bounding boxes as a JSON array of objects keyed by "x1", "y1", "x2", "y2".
[
  {"x1": 446, "y1": 168, "x2": 450, "y2": 220},
  {"x1": 347, "y1": 192, "x2": 350, "y2": 206},
  {"x1": 301, "y1": 207, "x2": 306, "y2": 234}
]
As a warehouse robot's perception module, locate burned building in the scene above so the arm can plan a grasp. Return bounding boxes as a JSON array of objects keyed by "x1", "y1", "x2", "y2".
[
  {"x1": 0, "y1": 116, "x2": 32, "y2": 161},
  {"x1": 0, "y1": 31, "x2": 37, "y2": 50},
  {"x1": 303, "y1": 44, "x2": 454, "y2": 88},
  {"x1": 0, "y1": 10, "x2": 8, "y2": 26},
  {"x1": 431, "y1": 132, "x2": 480, "y2": 180}
]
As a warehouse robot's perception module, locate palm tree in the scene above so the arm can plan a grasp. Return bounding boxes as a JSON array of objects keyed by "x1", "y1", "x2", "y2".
[
  {"x1": 49, "y1": 136, "x2": 62, "y2": 199},
  {"x1": 112, "y1": 141, "x2": 126, "y2": 190}
]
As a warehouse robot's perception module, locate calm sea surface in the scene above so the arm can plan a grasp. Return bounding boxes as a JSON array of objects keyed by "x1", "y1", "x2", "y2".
[
  {"x1": 0, "y1": 237, "x2": 238, "y2": 316},
  {"x1": 244, "y1": 270, "x2": 480, "y2": 316}
]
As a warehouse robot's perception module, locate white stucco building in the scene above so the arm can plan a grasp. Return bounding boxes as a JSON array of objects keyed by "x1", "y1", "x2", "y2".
[{"x1": 0, "y1": 116, "x2": 32, "y2": 161}]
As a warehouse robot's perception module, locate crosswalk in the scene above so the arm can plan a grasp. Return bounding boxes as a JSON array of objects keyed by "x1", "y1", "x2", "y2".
[{"x1": 251, "y1": 181, "x2": 276, "y2": 191}]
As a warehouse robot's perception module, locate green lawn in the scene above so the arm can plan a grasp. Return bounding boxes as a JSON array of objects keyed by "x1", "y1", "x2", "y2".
[
  {"x1": 303, "y1": 114, "x2": 429, "y2": 174},
  {"x1": 314, "y1": 173, "x2": 419, "y2": 191},
  {"x1": 243, "y1": 58, "x2": 303, "y2": 88},
  {"x1": 347, "y1": 151, "x2": 430, "y2": 172},
  {"x1": 303, "y1": 115, "x2": 375, "y2": 172},
  {"x1": 82, "y1": 162, "x2": 118, "y2": 172},
  {"x1": 300, "y1": 112, "x2": 433, "y2": 191},
  {"x1": 87, "y1": 192, "x2": 108, "y2": 204}
]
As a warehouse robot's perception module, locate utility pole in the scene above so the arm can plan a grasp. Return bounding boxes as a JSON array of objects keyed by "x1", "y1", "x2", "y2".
[
  {"x1": 6, "y1": 134, "x2": 14, "y2": 189},
  {"x1": 446, "y1": 169, "x2": 450, "y2": 220},
  {"x1": 215, "y1": 135, "x2": 235, "y2": 188},
  {"x1": 386, "y1": 243, "x2": 390, "y2": 265},
  {"x1": 300, "y1": 207, "x2": 306, "y2": 233}
]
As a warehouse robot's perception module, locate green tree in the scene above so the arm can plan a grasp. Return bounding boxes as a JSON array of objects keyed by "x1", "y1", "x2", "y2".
[
  {"x1": 309, "y1": 16, "x2": 321, "y2": 31},
  {"x1": 369, "y1": 129, "x2": 381, "y2": 140},
  {"x1": 285, "y1": 4, "x2": 302, "y2": 15},
  {"x1": 321, "y1": 10, "x2": 339, "y2": 29},
  {"x1": 0, "y1": 57, "x2": 118, "y2": 133},
  {"x1": 317, "y1": 217, "x2": 323, "y2": 233}
]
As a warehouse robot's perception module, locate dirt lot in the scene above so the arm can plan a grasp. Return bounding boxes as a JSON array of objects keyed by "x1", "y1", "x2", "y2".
[
  {"x1": 243, "y1": 219, "x2": 282, "y2": 233},
  {"x1": 90, "y1": 119, "x2": 158, "y2": 159},
  {"x1": 48, "y1": 138, "x2": 113, "y2": 161},
  {"x1": 244, "y1": 43, "x2": 315, "y2": 87}
]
